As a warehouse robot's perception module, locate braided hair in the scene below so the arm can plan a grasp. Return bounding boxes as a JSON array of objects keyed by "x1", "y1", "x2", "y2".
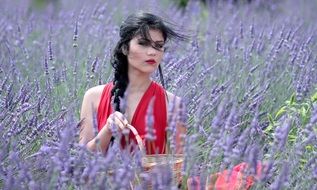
[{"x1": 110, "y1": 12, "x2": 187, "y2": 113}]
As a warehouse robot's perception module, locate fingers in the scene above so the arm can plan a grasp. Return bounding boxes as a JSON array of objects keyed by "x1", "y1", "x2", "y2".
[
  {"x1": 107, "y1": 111, "x2": 129, "y2": 130},
  {"x1": 113, "y1": 111, "x2": 129, "y2": 126},
  {"x1": 108, "y1": 115, "x2": 125, "y2": 130}
]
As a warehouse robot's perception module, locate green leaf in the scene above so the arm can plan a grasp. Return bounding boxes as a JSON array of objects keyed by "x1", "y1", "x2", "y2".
[
  {"x1": 311, "y1": 91, "x2": 317, "y2": 102},
  {"x1": 300, "y1": 158, "x2": 307, "y2": 164},
  {"x1": 275, "y1": 106, "x2": 286, "y2": 119},
  {"x1": 289, "y1": 93, "x2": 296, "y2": 105},
  {"x1": 305, "y1": 145, "x2": 313, "y2": 151},
  {"x1": 264, "y1": 124, "x2": 274, "y2": 134},
  {"x1": 288, "y1": 134, "x2": 297, "y2": 142},
  {"x1": 300, "y1": 106, "x2": 308, "y2": 120},
  {"x1": 268, "y1": 113, "x2": 275, "y2": 126},
  {"x1": 290, "y1": 107, "x2": 298, "y2": 113}
]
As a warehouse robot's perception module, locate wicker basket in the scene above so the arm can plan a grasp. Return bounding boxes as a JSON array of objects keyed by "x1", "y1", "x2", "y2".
[
  {"x1": 127, "y1": 124, "x2": 184, "y2": 187},
  {"x1": 86, "y1": 124, "x2": 183, "y2": 189}
]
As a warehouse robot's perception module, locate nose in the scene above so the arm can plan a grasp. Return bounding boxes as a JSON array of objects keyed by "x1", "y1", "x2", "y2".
[{"x1": 147, "y1": 46, "x2": 157, "y2": 56}]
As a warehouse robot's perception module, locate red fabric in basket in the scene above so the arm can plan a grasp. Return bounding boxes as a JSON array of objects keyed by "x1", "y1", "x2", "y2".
[
  {"x1": 187, "y1": 162, "x2": 263, "y2": 190},
  {"x1": 97, "y1": 81, "x2": 167, "y2": 154}
]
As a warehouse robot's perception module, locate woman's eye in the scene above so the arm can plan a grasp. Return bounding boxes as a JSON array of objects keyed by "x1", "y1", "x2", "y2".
[
  {"x1": 154, "y1": 44, "x2": 164, "y2": 49},
  {"x1": 138, "y1": 39, "x2": 165, "y2": 50},
  {"x1": 138, "y1": 40, "x2": 150, "y2": 46}
]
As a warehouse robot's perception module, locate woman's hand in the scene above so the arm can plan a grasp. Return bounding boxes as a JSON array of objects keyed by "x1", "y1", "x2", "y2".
[
  {"x1": 106, "y1": 111, "x2": 129, "y2": 134},
  {"x1": 85, "y1": 111, "x2": 129, "y2": 154}
]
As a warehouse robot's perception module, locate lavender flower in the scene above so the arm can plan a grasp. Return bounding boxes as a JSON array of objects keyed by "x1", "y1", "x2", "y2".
[
  {"x1": 145, "y1": 97, "x2": 156, "y2": 141},
  {"x1": 0, "y1": 0, "x2": 317, "y2": 189},
  {"x1": 90, "y1": 56, "x2": 98, "y2": 73},
  {"x1": 44, "y1": 55, "x2": 49, "y2": 76},
  {"x1": 48, "y1": 40, "x2": 53, "y2": 61},
  {"x1": 240, "y1": 21, "x2": 244, "y2": 39},
  {"x1": 270, "y1": 161, "x2": 290, "y2": 190},
  {"x1": 216, "y1": 35, "x2": 221, "y2": 53},
  {"x1": 73, "y1": 21, "x2": 79, "y2": 48},
  {"x1": 274, "y1": 118, "x2": 292, "y2": 150}
]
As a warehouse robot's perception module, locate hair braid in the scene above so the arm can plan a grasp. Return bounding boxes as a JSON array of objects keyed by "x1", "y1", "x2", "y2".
[{"x1": 110, "y1": 42, "x2": 129, "y2": 112}]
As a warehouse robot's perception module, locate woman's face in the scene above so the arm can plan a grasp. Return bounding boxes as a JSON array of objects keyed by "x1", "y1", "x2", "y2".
[{"x1": 126, "y1": 29, "x2": 165, "y2": 75}]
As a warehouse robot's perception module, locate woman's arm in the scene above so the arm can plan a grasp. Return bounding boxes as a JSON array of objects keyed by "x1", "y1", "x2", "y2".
[
  {"x1": 79, "y1": 87, "x2": 111, "y2": 154},
  {"x1": 79, "y1": 86, "x2": 128, "y2": 154},
  {"x1": 85, "y1": 123, "x2": 113, "y2": 154}
]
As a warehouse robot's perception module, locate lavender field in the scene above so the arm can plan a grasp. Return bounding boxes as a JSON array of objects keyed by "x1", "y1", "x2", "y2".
[{"x1": 1, "y1": 0, "x2": 317, "y2": 189}]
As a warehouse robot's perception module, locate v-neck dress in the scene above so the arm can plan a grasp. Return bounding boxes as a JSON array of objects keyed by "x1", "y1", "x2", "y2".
[{"x1": 97, "y1": 81, "x2": 167, "y2": 154}]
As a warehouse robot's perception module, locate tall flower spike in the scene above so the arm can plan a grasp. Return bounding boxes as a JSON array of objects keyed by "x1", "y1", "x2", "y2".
[
  {"x1": 73, "y1": 20, "x2": 78, "y2": 41},
  {"x1": 44, "y1": 55, "x2": 49, "y2": 76},
  {"x1": 240, "y1": 21, "x2": 244, "y2": 39},
  {"x1": 90, "y1": 56, "x2": 98, "y2": 73},
  {"x1": 177, "y1": 98, "x2": 187, "y2": 125},
  {"x1": 145, "y1": 97, "x2": 156, "y2": 142},
  {"x1": 119, "y1": 86, "x2": 128, "y2": 114},
  {"x1": 167, "y1": 95, "x2": 177, "y2": 152},
  {"x1": 48, "y1": 40, "x2": 53, "y2": 61},
  {"x1": 274, "y1": 118, "x2": 292, "y2": 150},
  {"x1": 73, "y1": 20, "x2": 78, "y2": 47},
  {"x1": 250, "y1": 21, "x2": 255, "y2": 38},
  {"x1": 91, "y1": 103, "x2": 98, "y2": 136},
  {"x1": 270, "y1": 161, "x2": 290, "y2": 190},
  {"x1": 216, "y1": 35, "x2": 221, "y2": 53}
]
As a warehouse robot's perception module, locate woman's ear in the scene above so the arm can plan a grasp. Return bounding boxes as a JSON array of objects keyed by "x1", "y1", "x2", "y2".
[{"x1": 122, "y1": 45, "x2": 128, "y2": 55}]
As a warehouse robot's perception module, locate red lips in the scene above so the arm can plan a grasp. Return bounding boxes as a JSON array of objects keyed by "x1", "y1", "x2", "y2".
[{"x1": 145, "y1": 59, "x2": 156, "y2": 64}]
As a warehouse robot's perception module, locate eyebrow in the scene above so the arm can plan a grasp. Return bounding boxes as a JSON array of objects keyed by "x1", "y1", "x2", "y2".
[{"x1": 138, "y1": 38, "x2": 164, "y2": 43}]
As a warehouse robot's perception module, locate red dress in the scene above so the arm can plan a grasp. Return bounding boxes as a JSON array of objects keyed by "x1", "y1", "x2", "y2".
[{"x1": 97, "y1": 81, "x2": 167, "y2": 154}]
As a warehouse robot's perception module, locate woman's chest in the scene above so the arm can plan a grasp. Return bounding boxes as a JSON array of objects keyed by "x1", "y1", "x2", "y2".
[
  {"x1": 125, "y1": 91, "x2": 169, "y2": 125},
  {"x1": 126, "y1": 92, "x2": 144, "y2": 123}
]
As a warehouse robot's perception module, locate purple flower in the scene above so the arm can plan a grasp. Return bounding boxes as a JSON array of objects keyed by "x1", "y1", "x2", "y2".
[
  {"x1": 145, "y1": 97, "x2": 156, "y2": 142},
  {"x1": 274, "y1": 118, "x2": 292, "y2": 150},
  {"x1": 270, "y1": 161, "x2": 290, "y2": 190},
  {"x1": 48, "y1": 41, "x2": 53, "y2": 61},
  {"x1": 90, "y1": 56, "x2": 98, "y2": 73}
]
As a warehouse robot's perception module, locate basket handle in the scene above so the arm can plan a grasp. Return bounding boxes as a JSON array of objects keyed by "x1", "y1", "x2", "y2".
[{"x1": 126, "y1": 124, "x2": 146, "y2": 154}]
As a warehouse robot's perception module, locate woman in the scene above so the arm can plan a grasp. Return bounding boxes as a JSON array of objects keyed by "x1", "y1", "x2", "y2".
[
  {"x1": 79, "y1": 12, "x2": 261, "y2": 189},
  {"x1": 79, "y1": 12, "x2": 187, "y2": 155}
]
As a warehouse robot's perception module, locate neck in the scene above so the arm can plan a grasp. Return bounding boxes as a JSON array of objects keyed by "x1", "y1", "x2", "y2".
[{"x1": 128, "y1": 69, "x2": 152, "y2": 93}]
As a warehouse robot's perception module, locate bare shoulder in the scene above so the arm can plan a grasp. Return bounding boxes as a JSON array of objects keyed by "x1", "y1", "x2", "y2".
[
  {"x1": 84, "y1": 85, "x2": 106, "y2": 97},
  {"x1": 83, "y1": 85, "x2": 106, "y2": 109}
]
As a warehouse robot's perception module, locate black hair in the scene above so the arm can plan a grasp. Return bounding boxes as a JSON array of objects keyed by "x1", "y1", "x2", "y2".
[{"x1": 110, "y1": 12, "x2": 187, "y2": 112}]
